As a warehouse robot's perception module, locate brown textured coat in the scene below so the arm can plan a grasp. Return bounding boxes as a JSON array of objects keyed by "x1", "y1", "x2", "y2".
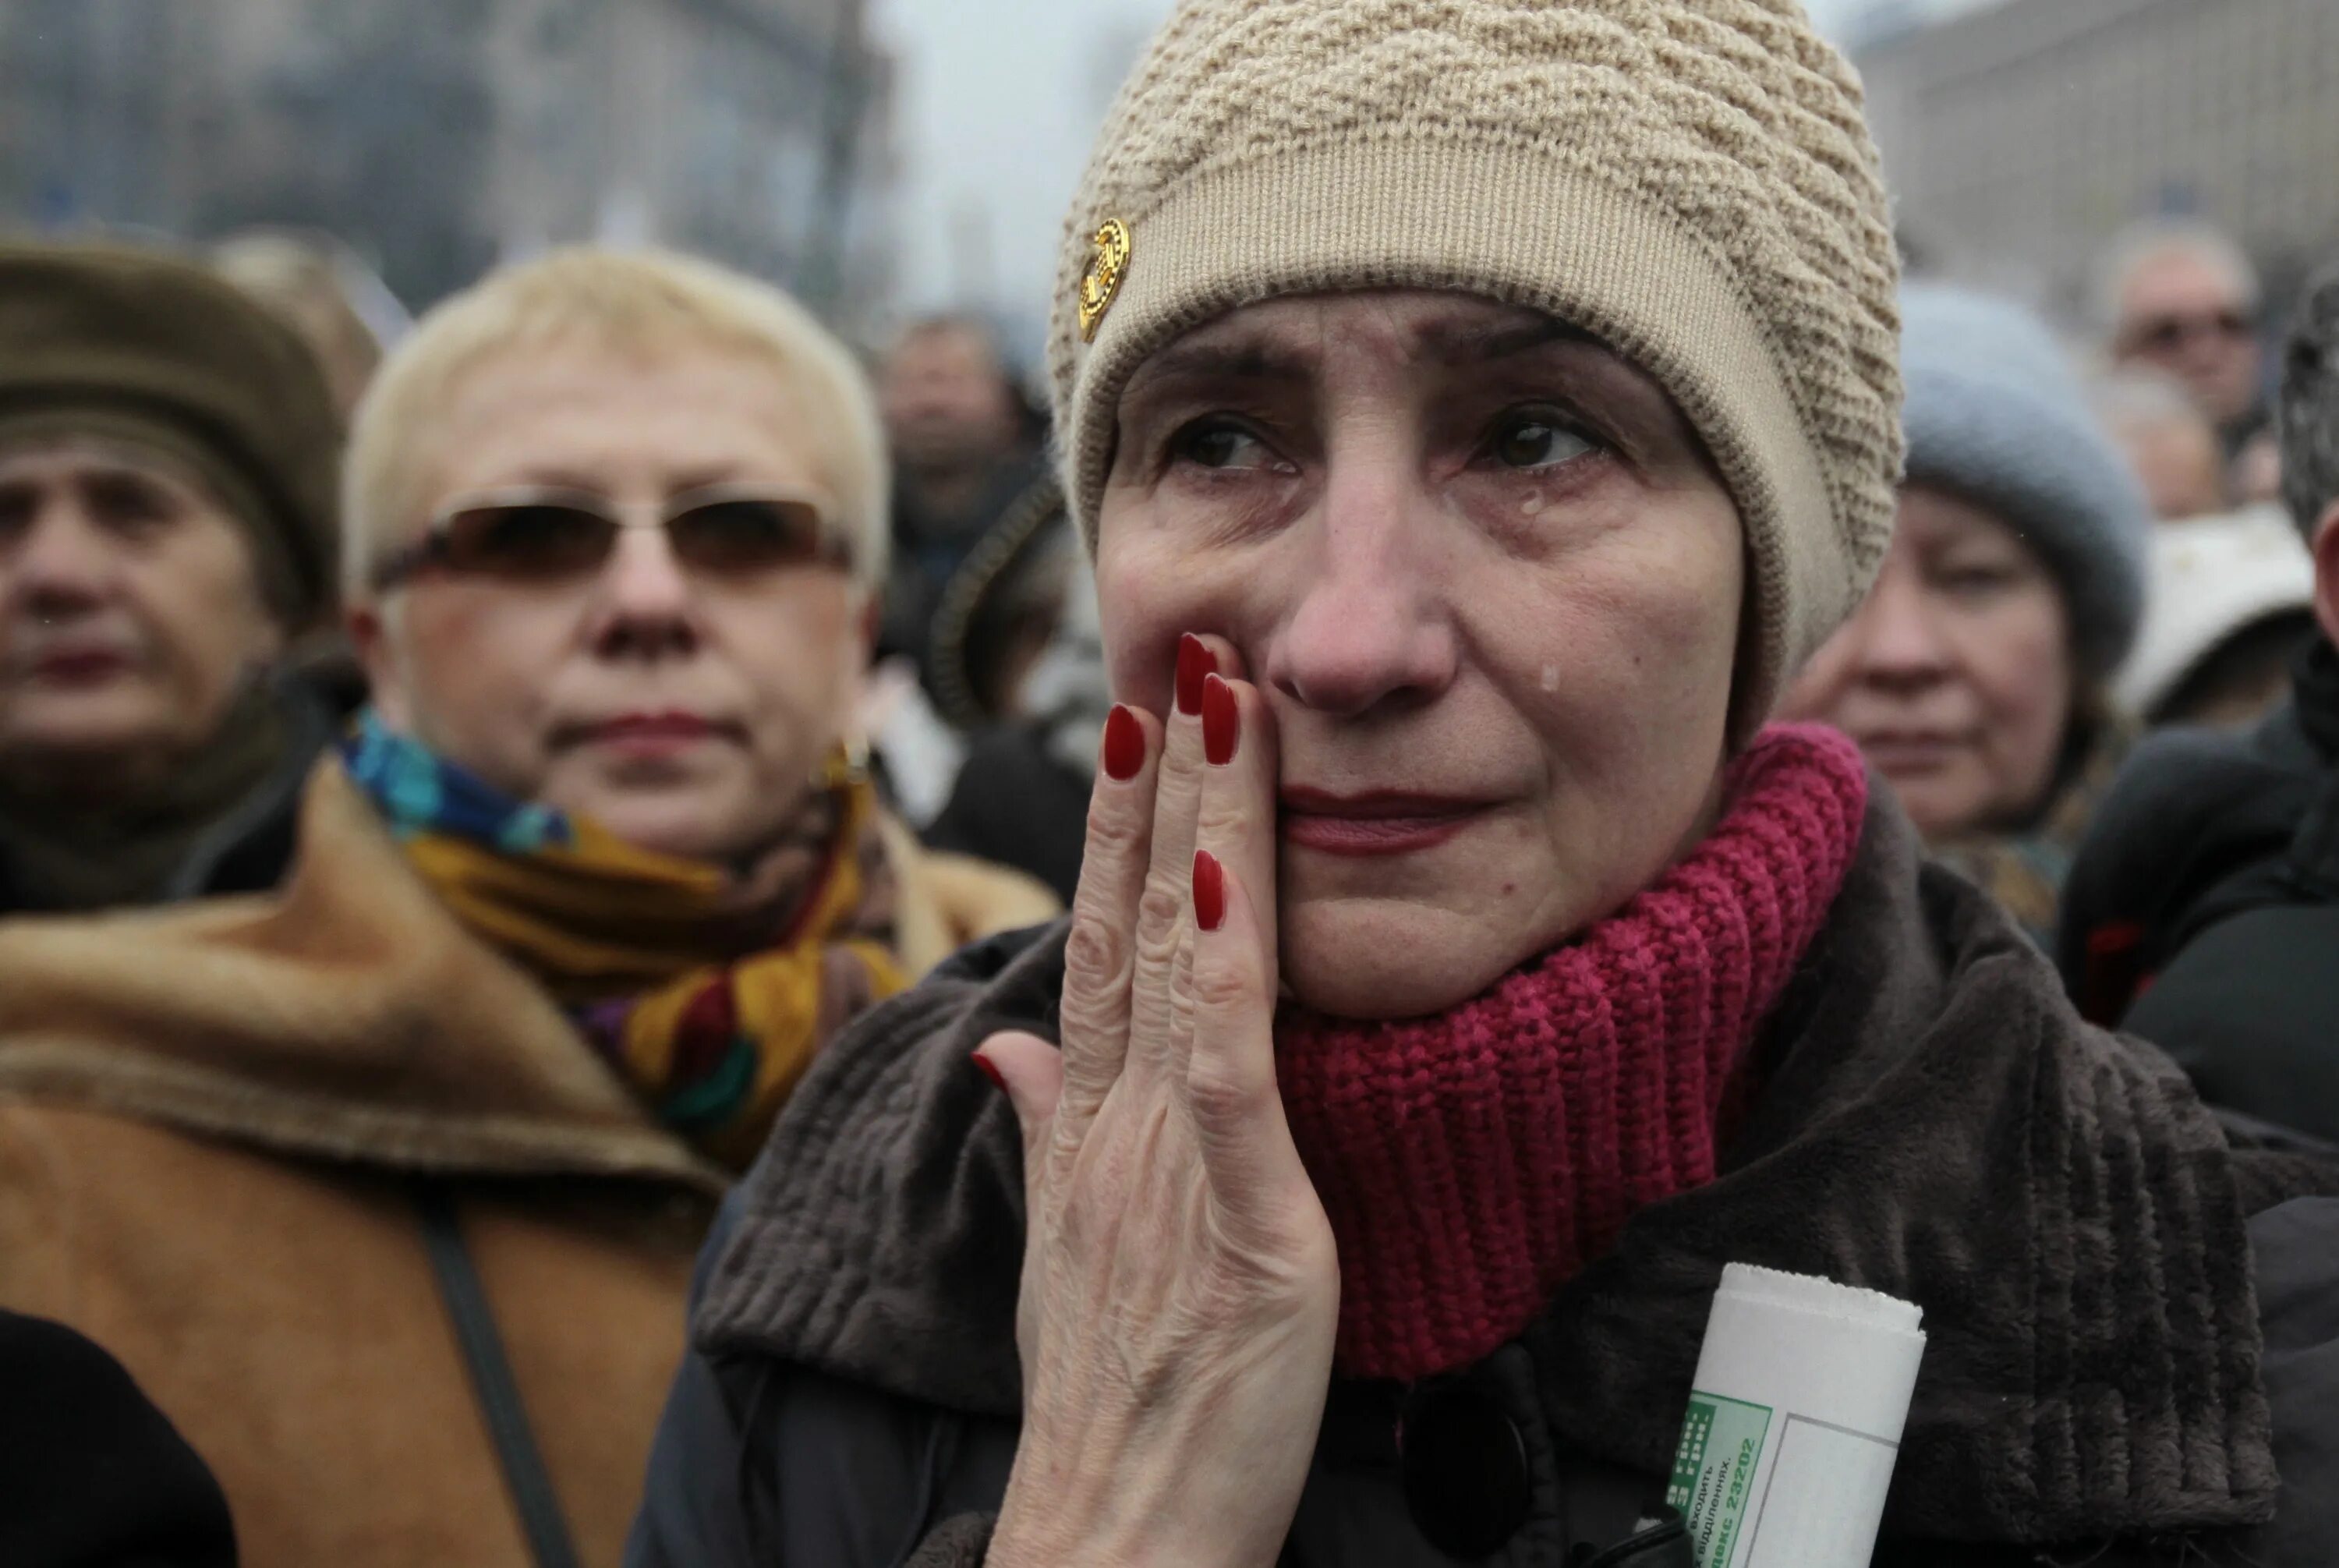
[
  {"x1": 634, "y1": 781, "x2": 2339, "y2": 1567},
  {"x1": 0, "y1": 763, "x2": 1055, "y2": 1568}
]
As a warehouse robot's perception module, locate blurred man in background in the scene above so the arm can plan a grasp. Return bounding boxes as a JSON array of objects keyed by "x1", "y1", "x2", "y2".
[
  {"x1": 875, "y1": 314, "x2": 1043, "y2": 685},
  {"x1": 2061, "y1": 261, "x2": 2339, "y2": 1139},
  {"x1": 2098, "y1": 218, "x2": 2279, "y2": 504},
  {"x1": 869, "y1": 313, "x2": 1077, "y2": 826},
  {"x1": 0, "y1": 242, "x2": 341, "y2": 915},
  {"x1": 2098, "y1": 369, "x2": 2317, "y2": 731}
]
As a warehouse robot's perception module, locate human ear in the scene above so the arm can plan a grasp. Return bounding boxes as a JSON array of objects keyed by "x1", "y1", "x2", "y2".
[{"x1": 345, "y1": 601, "x2": 412, "y2": 728}]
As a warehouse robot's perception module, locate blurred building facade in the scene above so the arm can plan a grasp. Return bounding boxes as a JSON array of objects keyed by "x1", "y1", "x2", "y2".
[
  {"x1": 1857, "y1": 0, "x2": 2339, "y2": 313},
  {"x1": 0, "y1": 0, "x2": 897, "y2": 324}
]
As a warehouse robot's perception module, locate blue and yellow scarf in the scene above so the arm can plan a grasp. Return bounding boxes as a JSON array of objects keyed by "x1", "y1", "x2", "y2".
[{"x1": 341, "y1": 712, "x2": 904, "y2": 1168}]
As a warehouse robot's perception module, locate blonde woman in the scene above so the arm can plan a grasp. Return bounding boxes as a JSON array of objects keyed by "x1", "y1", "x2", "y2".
[{"x1": 0, "y1": 248, "x2": 1052, "y2": 1568}]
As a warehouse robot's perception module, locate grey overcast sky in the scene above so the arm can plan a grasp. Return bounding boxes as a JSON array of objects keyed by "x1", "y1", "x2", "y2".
[{"x1": 867, "y1": 0, "x2": 1895, "y2": 357}]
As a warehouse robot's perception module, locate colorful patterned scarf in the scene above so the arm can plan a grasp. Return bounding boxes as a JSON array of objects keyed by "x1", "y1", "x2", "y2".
[{"x1": 341, "y1": 712, "x2": 905, "y2": 1169}]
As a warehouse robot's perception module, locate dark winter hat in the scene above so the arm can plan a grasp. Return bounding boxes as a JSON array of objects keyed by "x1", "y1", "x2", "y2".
[
  {"x1": 0, "y1": 241, "x2": 341, "y2": 625},
  {"x1": 1899, "y1": 283, "x2": 2150, "y2": 677}
]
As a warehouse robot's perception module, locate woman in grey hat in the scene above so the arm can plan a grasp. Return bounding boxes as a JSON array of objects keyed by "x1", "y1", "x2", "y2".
[{"x1": 1782, "y1": 283, "x2": 2154, "y2": 942}]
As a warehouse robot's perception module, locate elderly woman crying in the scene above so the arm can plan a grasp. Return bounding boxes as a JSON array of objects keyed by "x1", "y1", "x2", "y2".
[
  {"x1": 630, "y1": 4, "x2": 2339, "y2": 1566},
  {"x1": 0, "y1": 248, "x2": 1053, "y2": 1568}
]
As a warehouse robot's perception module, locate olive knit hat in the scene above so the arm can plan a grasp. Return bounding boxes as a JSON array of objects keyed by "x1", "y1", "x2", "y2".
[
  {"x1": 0, "y1": 242, "x2": 341, "y2": 625},
  {"x1": 1049, "y1": 0, "x2": 1905, "y2": 733}
]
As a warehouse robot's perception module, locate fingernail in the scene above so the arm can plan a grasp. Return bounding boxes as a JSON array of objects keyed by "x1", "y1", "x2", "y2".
[
  {"x1": 1102, "y1": 703, "x2": 1145, "y2": 780},
  {"x1": 1176, "y1": 633, "x2": 1217, "y2": 717},
  {"x1": 970, "y1": 1051, "x2": 1007, "y2": 1092},
  {"x1": 1192, "y1": 849, "x2": 1226, "y2": 932},
  {"x1": 1202, "y1": 674, "x2": 1238, "y2": 766}
]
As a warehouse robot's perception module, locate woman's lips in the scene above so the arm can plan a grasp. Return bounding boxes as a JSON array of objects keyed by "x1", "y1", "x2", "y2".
[
  {"x1": 1854, "y1": 731, "x2": 1967, "y2": 775},
  {"x1": 565, "y1": 711, "x2": 737, "y2": 758},
  {"x1": 1278, "y1": 788, "x2": 1491, "y2": 857},
  {"x1": 24, "y1": 646, "x2": 134, "y2": 685}
]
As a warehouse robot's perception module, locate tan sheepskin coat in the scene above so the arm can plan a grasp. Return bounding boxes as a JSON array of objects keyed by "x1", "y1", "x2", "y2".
[{"x1": 0, "y1": 763, "x2": 1056, "y2": 1568}]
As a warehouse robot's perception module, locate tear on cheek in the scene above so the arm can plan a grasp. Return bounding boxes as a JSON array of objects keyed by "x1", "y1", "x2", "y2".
[{"x1": 1541, "y1": 663, "x2": 1560, "y2": 693}]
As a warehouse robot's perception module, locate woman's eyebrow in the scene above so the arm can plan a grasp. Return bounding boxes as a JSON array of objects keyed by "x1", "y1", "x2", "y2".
[
  {"x1": 1119, "y1": 317, "x2": 1603, "y2": 407},
  {"x1": 1417, "y1": 317, "x2": 1598, "y2": 366},
  {"x1": 1122, "y1": 339, "x2": 1313, "y2": 400},
  {"x1": 511, "y1": 465, "x2": 609, "y2": 492}
]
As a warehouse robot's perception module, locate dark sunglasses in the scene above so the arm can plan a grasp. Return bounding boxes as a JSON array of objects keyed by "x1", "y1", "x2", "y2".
[
  {"x1": 370, "y1": 483, "x2": 849, "y2": 593},
  {"x1": 2122, "y1": 309, "x2": 2256, "y2": 356}
]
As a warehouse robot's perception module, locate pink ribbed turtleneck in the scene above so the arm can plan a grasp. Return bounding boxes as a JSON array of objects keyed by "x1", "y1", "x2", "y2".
[{"x1": 1274, "y1": 724, "x2": 1870, "y2": 1382}]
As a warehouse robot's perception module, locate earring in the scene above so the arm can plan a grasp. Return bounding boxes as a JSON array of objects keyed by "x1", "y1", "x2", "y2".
[{"x1": 815, "y1": 734, "x2": 870, "y2": 791}]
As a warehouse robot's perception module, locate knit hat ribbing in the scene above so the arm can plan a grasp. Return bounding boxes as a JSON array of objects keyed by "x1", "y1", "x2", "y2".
[
  {"x1": 1898, "y1": 283, "x2": 2151, "y2": 677},
  {"x1": 1049, "y1": 0, "x2": 1905, "y2": 732}
]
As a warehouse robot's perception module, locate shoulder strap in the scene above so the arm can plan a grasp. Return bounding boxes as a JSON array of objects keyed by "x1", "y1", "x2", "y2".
[{"x1": 412, "y1": 1181, "x2": 583, "y2": 1568}]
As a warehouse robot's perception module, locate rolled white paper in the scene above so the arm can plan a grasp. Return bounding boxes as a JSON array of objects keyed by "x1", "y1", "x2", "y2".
[{"x1": 1665, "y1": 1264, "x2": 1927, "y2": 1568}]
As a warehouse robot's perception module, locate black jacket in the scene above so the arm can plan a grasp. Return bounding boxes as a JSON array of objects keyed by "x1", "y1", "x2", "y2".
[
  {"x1": 2058, "y1": 638, "x2": 2339, "y2": 1138},
  {"x1": 923, "y1": 724, "x2": 1090, "y2": 905},
  {"x1": 0, "y1": 1310, "x2": 238, "y2": 1567},
  {"x1": 633, "y1": 788, "x2": 2339, "y2": 1567}
]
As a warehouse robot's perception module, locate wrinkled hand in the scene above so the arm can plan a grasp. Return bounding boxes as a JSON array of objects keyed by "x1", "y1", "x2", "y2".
[{"x1": 978, "y1": 636, "x2": 1338, "y2": 1568}]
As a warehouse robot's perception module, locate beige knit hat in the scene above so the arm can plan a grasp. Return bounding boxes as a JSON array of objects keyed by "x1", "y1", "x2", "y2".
[{"x1": 1049, "y1": 0, "x2": 1905, "y2": 731}]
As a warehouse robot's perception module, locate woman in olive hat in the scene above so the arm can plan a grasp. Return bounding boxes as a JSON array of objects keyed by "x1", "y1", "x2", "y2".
[{"x1": 0, "y1": 240, "x2": 341, "y2": 914}]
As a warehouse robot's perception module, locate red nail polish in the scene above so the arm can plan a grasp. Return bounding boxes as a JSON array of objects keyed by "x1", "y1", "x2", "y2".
[
  {"x1": 1102, "y1": 703, "x2": 1145, "y2": 780},
  {"x1": 971, "y1": 1052, "x2": 1007, "y2": 1092},
  {"x1": 1192, "y1": 849, "x2": 1226, "y2": 932},
  {"x1": 1176, "y1": 634, "x2": 1217, "y2": 717},
  {"x1": 1201, "y1": 674, "x2": 1238, "y2": 766}
]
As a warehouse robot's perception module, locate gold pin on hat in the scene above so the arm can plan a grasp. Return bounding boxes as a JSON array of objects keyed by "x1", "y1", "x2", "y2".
[{"x1": 1077, "y1": 218, "x2": 1132, "y2": 342}]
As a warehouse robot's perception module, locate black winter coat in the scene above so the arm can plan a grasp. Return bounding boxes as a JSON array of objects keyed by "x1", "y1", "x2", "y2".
[
  {"x1": 633, "y1": 786, "x2": 2339, "y2": 1567},
  {"x1": 2058, "y1": 637, "x2": 2339, "y2": 1141},
  {"x1": 0, "y1": 1310, "x2": 238, "y2": 1567}
]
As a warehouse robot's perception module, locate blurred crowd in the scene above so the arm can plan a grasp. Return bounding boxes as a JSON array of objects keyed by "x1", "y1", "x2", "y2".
[{"x1": 4, "y1": 5, "x2": 2339, "y2": 1565}]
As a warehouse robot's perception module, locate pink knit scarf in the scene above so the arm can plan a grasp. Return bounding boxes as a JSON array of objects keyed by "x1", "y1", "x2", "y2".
[{"x1": 1274, "y1": 724, "x2": 1870, "y2": 1382}]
